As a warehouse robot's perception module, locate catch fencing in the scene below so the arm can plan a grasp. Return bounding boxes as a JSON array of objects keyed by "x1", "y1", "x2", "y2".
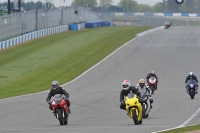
[{"x1": 0, "y1": 6, "x2": 99, "y2": 41}]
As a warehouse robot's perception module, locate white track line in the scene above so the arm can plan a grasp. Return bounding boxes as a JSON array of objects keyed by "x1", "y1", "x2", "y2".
[
  {"x1": 153, "y1": 93, "x2": 200, "y2": 132},
  {"x1": 0, "y1": 27, "x2": 162, "y2": 101}
]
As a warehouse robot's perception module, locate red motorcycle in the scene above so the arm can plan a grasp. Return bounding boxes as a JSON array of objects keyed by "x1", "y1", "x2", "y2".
[
  {"x1": 148, "y1": 77, "x2": 157, "y2": 94},
  {"x1": 51, "y1": 94, "x2": 69, "y2": 125}
]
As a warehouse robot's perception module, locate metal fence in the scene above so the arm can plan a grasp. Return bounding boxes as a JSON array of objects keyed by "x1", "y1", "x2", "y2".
[
  {"x1": 100, "y1": 13, "x2": 200, "y2": 27},
  {"x1": 0, "y1": 6, "x2": 99, "y2": 41}
]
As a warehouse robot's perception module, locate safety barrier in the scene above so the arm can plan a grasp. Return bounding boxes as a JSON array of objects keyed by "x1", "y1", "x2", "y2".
[
  {"x1": 85, "y1": 20, "x2": 111, "y2": 28},
  {"x1": 115, "y1": 12, "x2": 200, "y2": 17},
  {"x1": 0, "y1": 25, "x2": 68, "y2": 51},
  {"x1": 69, "y1": 22, "x2": 86, "y2": 30}
]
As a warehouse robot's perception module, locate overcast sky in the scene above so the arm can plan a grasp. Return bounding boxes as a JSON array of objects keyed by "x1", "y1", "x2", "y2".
[{"x1": 0, "y1": 0, "x2": 163, "y2": 7}]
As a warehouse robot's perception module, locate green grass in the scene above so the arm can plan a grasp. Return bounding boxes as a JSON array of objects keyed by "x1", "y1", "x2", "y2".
[
  {"x1": 0, "y1": 26, "x2": 153, "y2": 98},
  {"x1": 161, "y1": 124, "x2": 200, "y2": 133}
]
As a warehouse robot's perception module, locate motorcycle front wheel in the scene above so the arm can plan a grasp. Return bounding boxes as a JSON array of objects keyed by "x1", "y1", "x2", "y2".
[
  {"x1": 132, "y1": 110, "x2": 139, "y2": 125},
  {"x1": 189, "y1": 89, "x2": 195, "y2": 99},
  {"x1": 57, "y1": 109, "x2": 64, "y2": 125}
]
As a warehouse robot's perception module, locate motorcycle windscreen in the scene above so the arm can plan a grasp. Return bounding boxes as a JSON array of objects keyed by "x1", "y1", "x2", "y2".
[
  {"x1": 187, "y1": 79, "x2": 197, "y2": 84},
  {"x1": 149, "y1": 77, "x2": 156, "y2": 82},
  {"x1": 127, "y1": 93, "x2": 136, "y2": 99},
  {"x1": 53, "y1": 94, "x2": 62, "y2": 104},
  {"x1": 187, "y1": 80, "x2": 197, "y2": 87}
]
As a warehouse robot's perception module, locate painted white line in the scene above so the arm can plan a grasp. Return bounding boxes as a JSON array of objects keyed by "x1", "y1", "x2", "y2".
[
  {"x1": 152, "y1": 126, "x2": 185, "y2": 133},
  {"x1": 0, "y1": 126, "x2": 176, "y2": 131},
  {"x1": 181, "y1": 107, "x2": 200, "y2": 126},
  {"x1": 153, "y1": 107, "x2": 200, "y2": 133},
  {"x1": 136, "y1": 26, "x2": 164, "y2": 37},
  {"x1": 187, "y1": 123, "x2": 200, "y2": 127},
  {"x1": 0, "y1": 26, "x2": 162, "y2": 101}
]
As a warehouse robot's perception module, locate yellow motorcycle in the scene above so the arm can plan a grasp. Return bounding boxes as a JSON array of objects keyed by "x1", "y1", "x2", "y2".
[{"x1": 125, "y1": 92, "x2": 143, "y2": 125}]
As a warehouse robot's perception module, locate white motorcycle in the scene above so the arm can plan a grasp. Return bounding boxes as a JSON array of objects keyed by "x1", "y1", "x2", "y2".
[
  {"x1": 148, "y1": 77, "x2": 157, "y2": 94},
  {"x1": 140, "y1": 91, "x2": 151, "y2": 118}
]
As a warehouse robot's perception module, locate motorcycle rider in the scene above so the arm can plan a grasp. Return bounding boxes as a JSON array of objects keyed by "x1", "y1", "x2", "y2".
[
  {"x1": 146, "y1": 71, "x2": 158, "y2": 89},
  {"x1": 120, "y1": 80, "x2": 142, "y2": 111},
  {"x1": 46, "y1": 81, "x2": 71, "y2": 114},
  {"x1": 136, "y1": 79, "x2": 153, "y2": 108},
  {"x1": 185, "y1": 72, "x2": 198, "y2": 94},
  {"x1": 185, "y1": 72, "x2": 198, "y2": 84}
]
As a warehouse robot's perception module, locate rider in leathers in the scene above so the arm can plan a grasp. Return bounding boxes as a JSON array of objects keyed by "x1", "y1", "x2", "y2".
[
  {"x1": 136, "y1": 79, "x2": 153, "y2": 108},
  {"x1": 185, "y1": 72, "x2": 198, "y2": 84},
  {"x1": 185, "y1": 72, "x2": 198, "y2": 94},
  {"x1": 46, "y1": 81, "x2": 71, "y2": 114},
  {"x1": 146, "y1": 71, "x2": 158, "y2": 89},
  {"x1": 120, "y1": 80, "x2": 142, "y2": 113}
]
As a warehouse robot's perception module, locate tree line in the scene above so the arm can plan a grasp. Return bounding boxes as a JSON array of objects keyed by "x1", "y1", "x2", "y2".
[
  {"x1": 0, "y1": 1, "x2": 54, "y2": 10},
  {"x1": 72, "y1": 0, "x2": 200, "y2": 13},
  {"x1": 0, "y1": 0, "x2": 200, "y2": 13}
]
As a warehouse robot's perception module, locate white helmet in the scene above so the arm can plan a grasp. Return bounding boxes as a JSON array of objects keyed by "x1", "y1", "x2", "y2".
[
  {"x1": 122, "y1": 80, "x2": 130, "y2": 90},
  {"x1": 189, "y1": 72, "x2": 194, "y2": 76},
  {"x1": 52, "y1": 81, "x2": 59, "y2": 89}
]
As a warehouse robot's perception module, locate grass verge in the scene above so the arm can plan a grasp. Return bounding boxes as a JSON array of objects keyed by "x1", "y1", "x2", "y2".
[
  {"x1": 161, "y1": 124, "x2": 200, "y2": 133},
  {"x1": 0, "y1": 26, "x2": 153, "y2": 98}
]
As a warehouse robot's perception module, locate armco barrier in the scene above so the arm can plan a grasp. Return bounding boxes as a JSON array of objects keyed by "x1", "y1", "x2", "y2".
[
  {"x1": 164, "y1": 13, "x2": 173, "y2": 16},
  {"x1": 69, "y1": 22, "x2": 86, "y2": 30},
  {"x1": 0, "y1": 25, "x2": 68, "y2": 51},
  {"x1": 115, "y1": 12, "x2": 200, "y2": 17},
  {"x1": 86, "y1": 20, "x2": 99, "y2": 28},
  {"x1": 181, "y1": 13, "x2": 189, "y2": 16},
  {"x1": 144, "y1": 12, "x2": 154, "y2": 16}
]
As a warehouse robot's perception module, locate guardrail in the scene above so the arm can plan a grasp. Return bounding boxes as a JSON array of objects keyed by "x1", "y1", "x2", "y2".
[
  {"x1": 0, "y1": 25, "x2": 68, "y2": 50},
  {"x1": 115, "y1": 12, "x2": 200, "y2": 17}
]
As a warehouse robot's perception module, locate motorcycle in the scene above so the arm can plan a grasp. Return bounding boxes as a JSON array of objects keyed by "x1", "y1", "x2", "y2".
[
  {"x1": 186, "y1": 80, "x2": 198, "y2": 99},
  {"x1": 165, "y1": 22, "x2": 171, "y2": 29},
  {"x1": 125, "y1": 92, "x2": 142, "y2": 125},
  {"x1": 51, "y1": 94, "x2": 69, "y2": 125},
  {"x1": 165, "y1": 24, "x2": 169, "y2": 29},
  {"x1": 140, "y1": 91, "x2": 151, "y2": 118},
  {"x1": 148, "y1": 76, "x2": 157, "y2": 94}
]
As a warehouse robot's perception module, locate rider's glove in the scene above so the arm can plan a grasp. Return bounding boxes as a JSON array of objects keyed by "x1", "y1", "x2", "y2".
[
  {"x1": 139, "y1": 98, "x2": 143, "y2": 103},
  {"x1": 121, "y1": 101, "x2": 125, "y2": 105},
  {"x1": 48, "y1": 101, "x2": 52, "y2": 105}
]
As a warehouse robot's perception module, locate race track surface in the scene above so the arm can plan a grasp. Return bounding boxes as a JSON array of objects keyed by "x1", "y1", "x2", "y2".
[{"x1": 0, "y1": 26, "x2": 200, "y2": 133}]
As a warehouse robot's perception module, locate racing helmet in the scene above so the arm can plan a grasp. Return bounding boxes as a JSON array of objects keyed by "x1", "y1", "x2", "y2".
[
  {"x1": 151, "y1": 71, "x2": 155, "y2": 75},
  {"x1": 122, "y1": 80, "x2": 130, "y2": 90},
  {"x1": 52, "y1": 81, "x2": 59, "y2": 89},
  {"x1": 139, "y1": 79, "x2": 145, "y2": 88},
  {"x1": 189, "y1": 72, "x2": 194, "y2": 76}
]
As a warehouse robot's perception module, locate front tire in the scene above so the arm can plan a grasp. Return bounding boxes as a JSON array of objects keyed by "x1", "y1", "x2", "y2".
[
  {"x1": 190, "y1": 89, "x2": 195, "y2": 99},
  {"x1": 64, "y1": 117, "x2": 68, "y2": 125},
  {"x1": 57, "y1": 109, "x2": 64, "y2": 125},
  {"x1": 142, "y1": 104, "x2": 146, "y2": 118},
  {"x1": 150, "y1": 85, "x2": 154, "y2": 94},
  {"x1": 132, "y1": 110, "x2": 138, "y2": 125}
]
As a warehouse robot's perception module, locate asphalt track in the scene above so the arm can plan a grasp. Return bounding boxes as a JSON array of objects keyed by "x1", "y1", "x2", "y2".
[{"x1": 0, "y1": 26, "x2": 200, "y2": 133}]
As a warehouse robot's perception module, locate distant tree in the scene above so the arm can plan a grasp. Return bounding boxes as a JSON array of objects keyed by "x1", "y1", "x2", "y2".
[
  {"x1": 108, "y1": 5, "x2": 123, "y2": 12},
  {"x1": 118, "y1": 0, "x2": 139, "y2": 12},
  {"x1": 71, "y1": 0, "x2": 97, "y2": 8},
  {"x1": 138, "y1": 4, "x2": 153, "y2": 12},
  {"x1": 99, "y1": 0, "x2": 113, "y2": 7},
  {"x1": 153, "y1": 2, "x2": 164, "y2": 12}
]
